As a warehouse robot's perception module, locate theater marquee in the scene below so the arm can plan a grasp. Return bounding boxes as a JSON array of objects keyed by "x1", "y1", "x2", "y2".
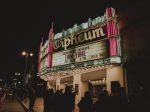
[{"x1": 52, "y1": 40, "x2": 107, "y2": 66}]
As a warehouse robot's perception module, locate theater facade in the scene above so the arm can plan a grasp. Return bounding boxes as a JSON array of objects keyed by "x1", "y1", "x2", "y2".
[{"x1": 38, "y1": 7, "x2": 126, "y2": 103}]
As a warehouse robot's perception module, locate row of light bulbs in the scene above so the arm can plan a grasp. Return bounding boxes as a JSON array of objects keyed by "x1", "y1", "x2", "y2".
[{"x1": 40, "y1": 64, "x2": 113, "y2": 81}]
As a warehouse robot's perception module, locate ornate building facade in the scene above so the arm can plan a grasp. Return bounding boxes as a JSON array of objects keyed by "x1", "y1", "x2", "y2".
[{"x1": 38, "y1": 7, "x2": 126, "y2": 103}]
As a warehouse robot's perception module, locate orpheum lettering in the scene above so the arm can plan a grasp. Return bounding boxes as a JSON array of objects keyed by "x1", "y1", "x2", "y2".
[{"x1": 53, "y1": 27, "x2": 105, "y2": 50}]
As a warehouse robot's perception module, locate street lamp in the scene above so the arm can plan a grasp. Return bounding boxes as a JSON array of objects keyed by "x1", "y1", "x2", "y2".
[{"x1": 22, "y1": 51, "x2": 33, "y2": 84}]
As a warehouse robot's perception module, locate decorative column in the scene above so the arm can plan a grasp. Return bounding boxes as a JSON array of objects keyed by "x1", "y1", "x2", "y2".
[
  {"x1": 47, "y1": 23, "x2": 54, "y2": 68},
  {"x1": 38, "y1": 38, "x2": 43, "y2": 72},
  {"x1": 105, "y1": 7, "x2": 119, "y2": 56}
]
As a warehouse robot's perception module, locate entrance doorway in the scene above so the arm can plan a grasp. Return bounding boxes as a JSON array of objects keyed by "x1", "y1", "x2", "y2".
[{"x1": 88, "y1": 80, "x2": 106, "y2": 102}]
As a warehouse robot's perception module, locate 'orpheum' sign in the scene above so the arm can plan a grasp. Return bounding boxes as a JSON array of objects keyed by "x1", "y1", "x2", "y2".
[
  {"x1": 52, "y1": 41, "x2": 107, "y2": 66},
  {"x1": 53, "y1": 26, "x2": 106, "y2": 50}
]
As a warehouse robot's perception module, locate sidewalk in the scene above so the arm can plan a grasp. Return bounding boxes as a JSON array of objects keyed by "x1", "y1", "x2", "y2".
[
  {"x1": 0, "y1": 94, "x2": 26, "y2": 112},
  {"x1": 19, "y1": 97, "x2": 44, "y2": 112},
  {"x1": 20, "y1": 97, "x2": 79, "y2": 112}
]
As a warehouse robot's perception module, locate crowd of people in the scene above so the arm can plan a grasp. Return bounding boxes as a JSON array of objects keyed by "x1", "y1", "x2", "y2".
[
  {"x1": 43, "y1": 82, "x2": 149, "y2": 112},
  {"x1": 1, "y1": 79, "x2": 148, "y2": 112},
  {"x1": 9, "y1": 78, "x2": 147, "y2": 112},
  {"x1": 43, "y1": 86, "x2": 76, "y2": 112},
  {"x1": 79, "y1": 89, "x2": 129, "y2": 112},
  {"x1": 42, "y1": 85, "x2": 129, "y2": 112}
]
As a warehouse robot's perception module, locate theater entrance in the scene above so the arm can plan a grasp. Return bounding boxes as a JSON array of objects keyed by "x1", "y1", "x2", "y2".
[{"x1": 88, "y1": 78, "x2": 106, "y2": 102}]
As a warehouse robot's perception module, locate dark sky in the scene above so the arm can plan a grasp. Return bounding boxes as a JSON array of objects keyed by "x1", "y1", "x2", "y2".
[{"x1": 0, "y1": 0, "x2": 139, "y2": 74}]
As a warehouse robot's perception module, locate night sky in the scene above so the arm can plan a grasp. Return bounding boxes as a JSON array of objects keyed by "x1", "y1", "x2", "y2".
[{"x1": 0, "y1": 0, "x2": 139, "y2": 74}]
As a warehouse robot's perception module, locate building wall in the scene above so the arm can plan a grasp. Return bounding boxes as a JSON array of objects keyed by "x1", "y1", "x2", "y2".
[
  {"x1": 118, "y1": 0, "x2": 150, "y2": 96},
  {"x1": 56, "y1": 76, "x2": 60, "y2": 90},
  {"x1": 73, "y1": 73, "x2": 87, "y2": 104},
  {"x1": 106, "y1": 65, "x2": 124, "y2": 93},
  {"x1": 73, "y1": 74, "x2": 80, "y2": 104},
  {"x1": 47, "y1": 81, "x2": 56, "y2": 90}
]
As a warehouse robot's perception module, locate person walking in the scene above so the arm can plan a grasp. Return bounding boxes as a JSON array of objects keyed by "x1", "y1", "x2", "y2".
[
  {"x1": 27, "y1": 79, "x2": 36, "y2": 112},
  {"x1": 93, "y1": 90, "x2": 110, "y2": 112},
  {"x1": 63, "y1": 86, "x2": 75, "y2": 112},
  {"x1": 78, "y1": 91, "x2": 93, "y2": 112},
  {"x1": 43, "y1": 86, "x2": 54, "y2": 112}
]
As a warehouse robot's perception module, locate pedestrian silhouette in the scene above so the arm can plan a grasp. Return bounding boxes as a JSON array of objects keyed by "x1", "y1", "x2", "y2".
[
  {"x1": 27, "y1": 79, "x2": 36, "y2": 112},
  {"x1": 78, "y1": 91, "x2": 93, "y2": 112},
  {"x1": 93, "y1": 90, "x2": 110, "y2": 112},
  {"x1": 63, "y1": 86, "x2": 75, "y2": 112},
  {"x1": 43, "y1": 86, "x2": 54, "y2": 112}
]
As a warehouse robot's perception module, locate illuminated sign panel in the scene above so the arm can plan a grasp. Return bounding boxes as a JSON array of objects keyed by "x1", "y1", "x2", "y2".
[
  {"x1": 52, "y1": 41, "x2": 106, "y2": 66},
  {"x1": 53, "y1": 26, "x2": 106, "y2": 51}
]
